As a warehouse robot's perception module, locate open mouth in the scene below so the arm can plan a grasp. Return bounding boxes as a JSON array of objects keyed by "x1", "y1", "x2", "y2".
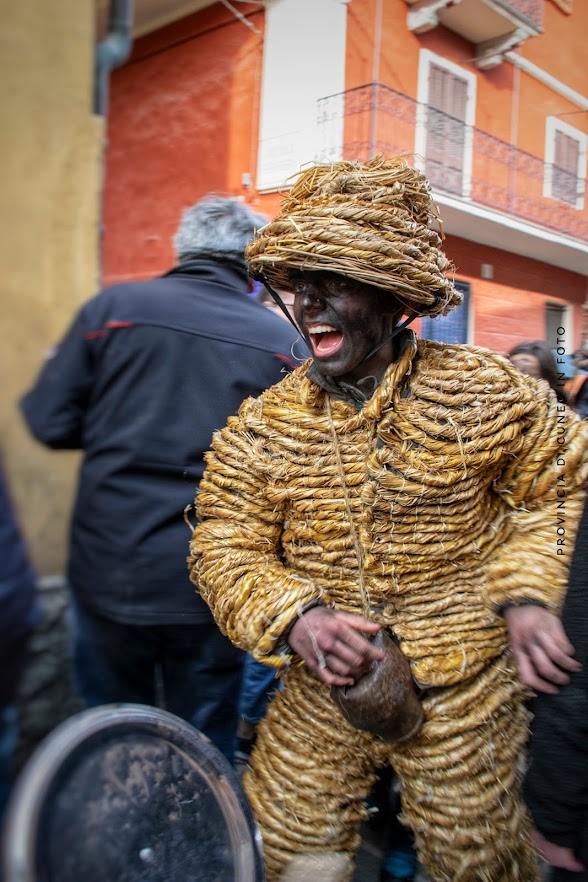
[{"x1": 307, "y1": 323, "x2": 344, "y2": 358}]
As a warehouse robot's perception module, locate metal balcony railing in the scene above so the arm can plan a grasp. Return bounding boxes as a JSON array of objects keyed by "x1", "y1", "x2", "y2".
[
  {"x1": 497, "y1": 0, "x2": 544, "y2": 30},
  {"x1": 317, "y1": 83, "x2": 587, "y2": 243}
]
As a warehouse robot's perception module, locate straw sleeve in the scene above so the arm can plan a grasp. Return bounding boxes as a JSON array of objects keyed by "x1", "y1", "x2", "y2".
[
  {"x1": 486, "y1": 384, "x2": 588, "y2": 613},
  {"x1": 188, "y1": 400, "x2": 331, "y2": 667}
]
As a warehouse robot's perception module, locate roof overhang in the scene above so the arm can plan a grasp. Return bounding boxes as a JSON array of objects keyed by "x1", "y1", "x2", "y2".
[
  {"x1": 133, "y1": 0, "x2": 217, "y2": 35},
  {"x1": 96, "y1": 0, "x2": 218, "y2": 41}
]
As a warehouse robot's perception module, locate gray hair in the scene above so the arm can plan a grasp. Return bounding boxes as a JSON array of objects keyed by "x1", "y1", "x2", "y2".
[{"x1": 173, "y1": 195, "x2": 268, "y2": 263}]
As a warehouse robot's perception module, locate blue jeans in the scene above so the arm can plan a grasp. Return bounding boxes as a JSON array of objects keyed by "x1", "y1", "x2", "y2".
[
  {"x1": 71, "y1": 597, "x2": 244, "y2": 762},
  {"x1": 239, "y1": 655, "x2": 281, "y2": 725}
]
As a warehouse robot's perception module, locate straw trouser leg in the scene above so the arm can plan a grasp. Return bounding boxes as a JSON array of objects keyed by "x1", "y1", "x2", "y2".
[
  {"x1": 243, "y1": 665, "x2": 382, "y2": 882},
  {"x1": 389, "y1": 654, "x2": 541, "y2": 882},
  {"x1": 244, "y1": 653, "x2": 540, "y2": 882}
]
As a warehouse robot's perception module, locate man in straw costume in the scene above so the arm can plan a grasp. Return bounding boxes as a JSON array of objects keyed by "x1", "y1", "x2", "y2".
[{"x1": 188, "y1": 156, "x2": 588, "y2": 882}]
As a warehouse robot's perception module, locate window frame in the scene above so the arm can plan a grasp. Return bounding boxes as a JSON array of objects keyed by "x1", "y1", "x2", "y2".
[
  {"x1": 415, "y1": 50, "x2": 477, "y2": 199},
  {"x1": 256, "y1": 0, "x2": 348, "y2": 193},
  {"x1": 545, "y1": 300, "x2": 573, "y2": 349},
  {"x1": 419, "y1": 280, "x2": 471, "y2": 345},
  {"x1": 544, "y1": 117, "x2": 587, "y2": 210}
]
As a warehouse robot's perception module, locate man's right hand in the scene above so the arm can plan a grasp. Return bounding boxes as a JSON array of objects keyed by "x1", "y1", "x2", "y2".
[
  {"x1": 287, "y1": 606, "x2": 384, "y2": 686},
  {"x1": 531, "y1": 828, "x2": 585, "y2": 872},
  {"x1": 504, "y1": 605, "x2": 581, "y2": 694}
]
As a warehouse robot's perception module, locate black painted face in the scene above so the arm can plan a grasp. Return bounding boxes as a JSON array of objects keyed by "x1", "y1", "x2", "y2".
[{"x1": 290, "y1": 271, "x2": 403, "y2": 384}]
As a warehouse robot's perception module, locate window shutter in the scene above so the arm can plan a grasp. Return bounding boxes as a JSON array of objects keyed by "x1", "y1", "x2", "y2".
[
  {"x1": 420, "y1": 281, "x2": 470, "y2": 344},
  {"x1": 552, "y1": 130, "x2": 579, "y2": 205},
  {"x1": 426, "y1": 64, "x2": 468, "y2": 194}
]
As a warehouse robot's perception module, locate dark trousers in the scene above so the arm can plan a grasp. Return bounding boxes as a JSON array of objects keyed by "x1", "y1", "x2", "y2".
[
  {"x1": 70, "y1": 597, "x2": 244, "y2": 762},
  {"x1": 0, "y1": 634, "x2": 31, "y2": 824},
  {"x1": 553, "y1": 870, "x2": 588, "y2": 882}
]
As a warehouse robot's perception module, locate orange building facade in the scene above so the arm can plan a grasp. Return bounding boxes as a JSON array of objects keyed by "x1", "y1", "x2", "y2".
[{"x1": 102, "y1": 0, "x2": 587, "y2": 361}]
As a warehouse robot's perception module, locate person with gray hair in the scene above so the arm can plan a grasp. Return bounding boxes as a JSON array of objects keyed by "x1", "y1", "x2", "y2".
[
  {"x1": 20, "y1": 194, "x2": 305, "y2": 762},
  {"x1": 174, "y1": 194, "x2": 267, "y2": 266}
]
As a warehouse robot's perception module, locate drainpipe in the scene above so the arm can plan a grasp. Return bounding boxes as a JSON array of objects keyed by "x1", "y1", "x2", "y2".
[
  {"x1": 94, "y1": 0, "x2": 134, "y2": 116},
  {"x1": 508, "y1": 61, "x2": 520, "y2": 213},
  {"x1": 93, "y1": 0, "x2": 134, "y2": 286}
]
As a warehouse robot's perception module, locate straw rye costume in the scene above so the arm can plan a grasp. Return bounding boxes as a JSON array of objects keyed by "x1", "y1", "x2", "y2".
[{"x1": 188, "y1": 157, "x2": 588, "y2": 882}]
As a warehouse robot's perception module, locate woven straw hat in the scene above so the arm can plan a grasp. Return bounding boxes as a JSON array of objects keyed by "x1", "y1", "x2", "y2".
[{"x1": 246, "y1": 155, "x2": 462, "y2": 318}]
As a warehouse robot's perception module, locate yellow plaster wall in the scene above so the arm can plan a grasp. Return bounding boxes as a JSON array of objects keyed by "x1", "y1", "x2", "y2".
[{"x1": 0, "y1": 0, "x2": 104, "y2": 575}]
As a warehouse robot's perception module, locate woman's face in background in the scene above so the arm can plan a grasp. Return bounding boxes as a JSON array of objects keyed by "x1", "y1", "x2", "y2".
[{"x1": 510, "y1": 352, "x2": 542, "y2": 380}]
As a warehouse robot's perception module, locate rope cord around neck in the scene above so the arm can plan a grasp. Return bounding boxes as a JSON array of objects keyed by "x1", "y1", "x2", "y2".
[{"x1": 325, "y1": 396, "x2": 375, "y2": 620}]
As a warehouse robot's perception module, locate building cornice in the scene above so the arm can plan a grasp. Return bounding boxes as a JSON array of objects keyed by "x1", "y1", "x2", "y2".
[
  {"x1": 435, "y1": 192, "x2": 588, "y2": 276},
  {"x1": 504, "y1": 52, "x2": 588, "y2": 110}
]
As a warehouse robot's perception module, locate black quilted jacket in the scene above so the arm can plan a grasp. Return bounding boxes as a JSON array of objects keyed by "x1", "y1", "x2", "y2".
[
  {"x1": 524, "y1": 493, "x2": 588, "y2": 875},
  {"x1": 21, "y1": 259, "x2": 306, "y2": 625}
]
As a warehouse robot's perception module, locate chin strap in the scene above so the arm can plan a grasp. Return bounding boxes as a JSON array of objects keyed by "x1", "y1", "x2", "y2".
[
  {"x1": 361, "y1": 292, "x2": 443, "y2": 363},
  {"x1": 252, "y1": 272, "x2": 440, "y2": 366},
  {"x1": 251, "y1": 273, "x2": 304, "y2": 337},
  {"x1": 361, "y1": 312, "x2": 418, "y2": 364}
]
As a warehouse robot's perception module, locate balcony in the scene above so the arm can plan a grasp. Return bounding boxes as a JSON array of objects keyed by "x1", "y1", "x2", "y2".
[
  {"x1": 317, "y1": 83, "x2": 588, "y2": 273},
  {"x1": 403, "y1": 0, "x2": 544, "y2": 69}
]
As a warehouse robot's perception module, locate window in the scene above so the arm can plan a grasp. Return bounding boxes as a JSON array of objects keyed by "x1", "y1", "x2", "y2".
[
  {"x1": 415, "y1": 51, "x2": 477, "y2": 197},
  {"x1": 553, "y1": 131, "x2": 579, "y2": 204},
  {"x1": 419, "y1": 281, "x2": 470, "y2": 344},
  {"x1": 546, "y1": 301, "x2": 574, "y2": 378},
  {"x1": 545, "y1": 301, "x2": 567, "y2": 349},
  {"x1": 544, "y1": 118, "x2": 587, "y2": 209}
]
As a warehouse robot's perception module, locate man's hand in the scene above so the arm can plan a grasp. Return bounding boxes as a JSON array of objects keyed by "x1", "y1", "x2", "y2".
[
  {"x1": 287, "y1": 607, "x2": 384, "y2": 686},
  {"x1": 531, "y1": 827, "x2": 585, "y2": 872},
  {"x1": 504, "y1": 605, "x2": 581, "y2": 694}
]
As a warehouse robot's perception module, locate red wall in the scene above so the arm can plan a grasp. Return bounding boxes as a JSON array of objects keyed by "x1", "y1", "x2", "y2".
[
  {"x1": 102, "y1": 0, "x2": 586, "y2": 362},
  {"x1": 445, "y1": 236, "x2": 586, "y2": 355},
  {"x1": 102, "y1": 4, "x2": 264, "y2": 286}
]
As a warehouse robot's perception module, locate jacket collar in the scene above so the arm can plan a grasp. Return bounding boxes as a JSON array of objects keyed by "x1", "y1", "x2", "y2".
[{"x1": 164, "y1": 256, "x2": 249, "y2": 286}]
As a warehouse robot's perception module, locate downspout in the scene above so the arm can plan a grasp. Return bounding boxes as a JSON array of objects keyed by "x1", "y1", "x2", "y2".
[
  {"x1": 94, "y1": 0, "x2": 134, "y2": 116},
  {"x1": 93, "y1": 0, "x2": 134, "y2": 285},
  {"x1": 507, "y1": 61, "x2": 520, "y2": 213}
]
